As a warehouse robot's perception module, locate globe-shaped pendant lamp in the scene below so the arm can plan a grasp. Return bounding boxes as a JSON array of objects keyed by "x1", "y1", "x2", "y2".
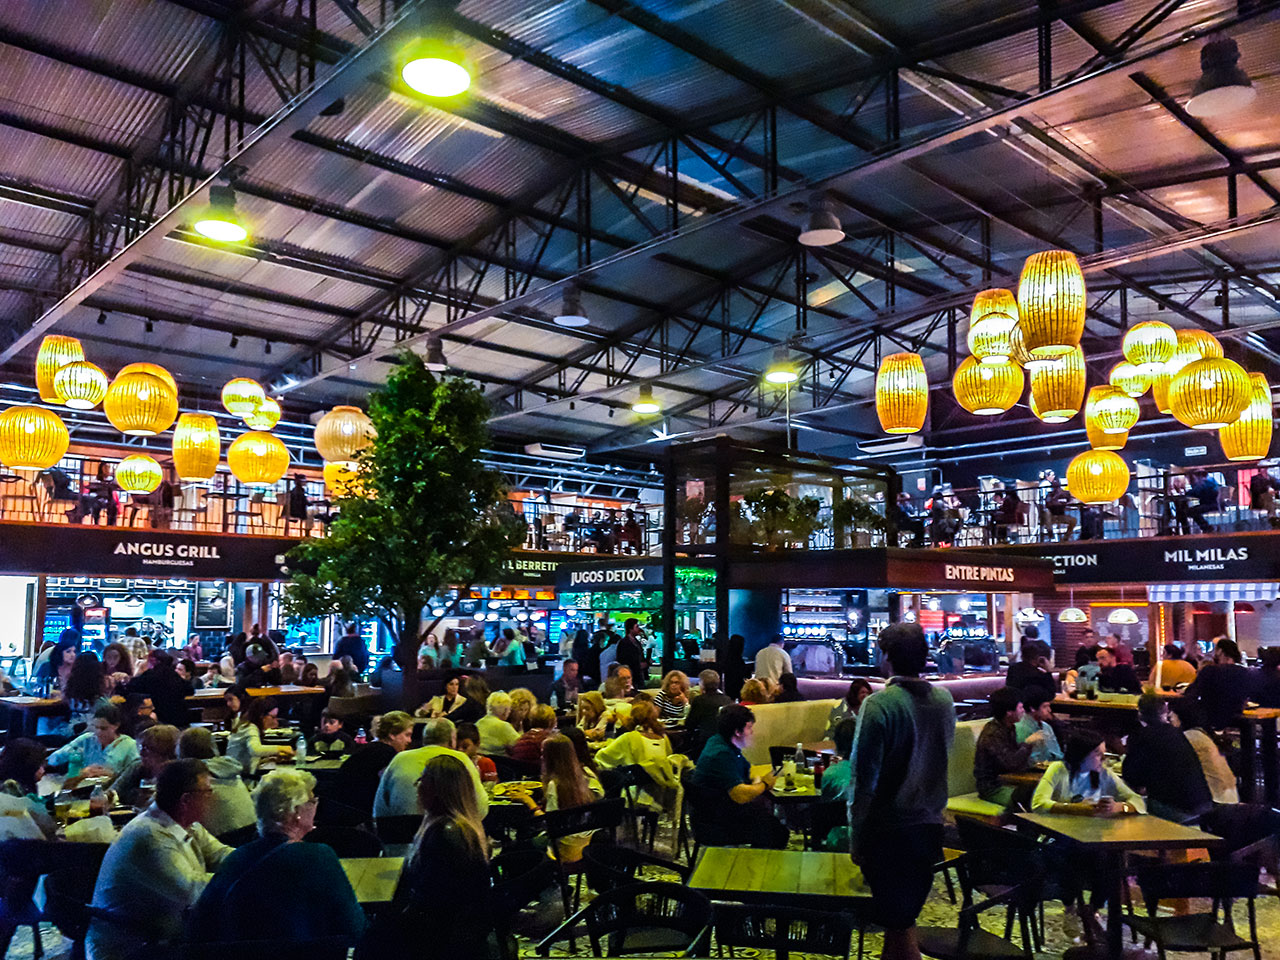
[
  {"x1": 104, "y1": 371, "x2": 179, "y2": 436},
  {"x1": 1066, "y1": 449, "x2": 1130, "y2": 504},
  {"x1": 228, "y1": 431, "x2": 289, "y2": 488},
  {"x1": 1086, "y1": 384, "x2": 1140, "y2": 435},
  {"x1": 221, "y1": 378, "x2": 266, "y2": 418},
  {"x1": 53, "y1": 361, "x2": 108, "y2": 410},
  {"x1": 1169, "y1": 357, "x2": 1251, "y2": 429},
  {"x1": 0, "y1": 405, "x2": 69, "y2": 471},
  {"x1": 1009, "y1": 322, "x2": 1050, "y2": 372},
  {"x1": 1122, "y1": 321, "x2": 1177, "y2": 373},
  {"x1": 1109, "y1": 361, "x2": 1150, "y2": 398},
  {"x1": 874, "y1": 353, "x2": 928, "y2": 434},
  {"x1": 35, "y1": 335, "x2": 85, "y2": 403},
  {"x1": 314, "y1": 405, "x2": 376, "y2": 462},
  {"x1": 1219, "y1": 372, "x2": 1273, "y2": 461},
  {"x1": 1017, "y1": 250, "x2": 1087, "y2": 358},
  {"x1": 242, "y1": 397, "x2": 281, "y2": 430},
  {"x1": 1029, "y1": 347, "x2": 1086, "y2": 423},
  {"x1": 952, "y1": 355, "x2": 1022, "y2": 415},
  {"x1": 116, "y1": 362, "x2": 177, "y2": 393},
  {"x1": 1086, "y1": 417, "x2": 1128, "y2": 451},
  {"x1": 1167, "y1": 328, "x2": 1223, "y2": 377},
  {"x1": 115, "y1": 455, "x2": 163, "y2": 494},
  {"x1": 172, "y1": 413, "x2": 221, "y2": 481}
]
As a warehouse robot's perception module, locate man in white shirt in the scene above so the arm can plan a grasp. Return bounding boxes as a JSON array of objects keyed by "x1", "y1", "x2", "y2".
[
  {"x1": 753, "y1": 635, "x2": 792, "y2": 684},
  {"x1": 373, "y1": 717, "x2": 488, "y2": 818},
  {"x1": 88, "y1": 759, "x2": 231, "y2": 960}
]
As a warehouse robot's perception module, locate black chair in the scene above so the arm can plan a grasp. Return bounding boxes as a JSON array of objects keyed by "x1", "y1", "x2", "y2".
[
  {"x1": 313, "y1": 796, "x2": 371, "y2": 829},
  {"x1": 809, "y1": 799, "x2": 847, "y2": 851},
  {"x1": 215, "y1": 824, "x2": 259, "y2": 847},
  {"x1": 916, "y1": 855, "x2": 1038, "y2": 960},
  {"x1": 541, "y1": 797, "x2": 625, "y2": 915},
  {"x1": 956, "y1": 817, "x2": 1051, "y2": 950},
  {"x1": 491, "y1": 848, "x2": 558, "y2": 960},
  {"x1": 304, "y1": 825, "x2": 384, "y2": 858},
  {"x1": 492, "y1": 754, "x2": 541, "y2": 782},
  {"x1": 582, "y1": 843, "x2": 690, "y2": 895},
  {"x1": 1125, "y1": 861, "x2": 1261, "y2": 960},
  {"x1": 373, "y1": 814, "x2": 422, "y2": 846},
  {"x1": 608, "y1": 764, "x2": 660, "y2": 850},
  {"x1": 0, "y1": 839, "x2": 109, "y2": 960},
  {"x1": 713, "y1": 902, "x2": 855, "y2": 960},
  {"x1": 536, "y1": 881, "x2": 712, "y2": 957},
  {"x1": 683, "y1": 779, "x2": 735, "y2": 863},
  {"x1": 41, "y1": 869, "x2": 95, "y2": 960}
]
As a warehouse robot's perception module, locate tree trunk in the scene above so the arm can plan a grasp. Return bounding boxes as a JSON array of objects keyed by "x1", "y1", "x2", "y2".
[{"x1": 394, "y1": 607, "x2": 424, "y2": 711}]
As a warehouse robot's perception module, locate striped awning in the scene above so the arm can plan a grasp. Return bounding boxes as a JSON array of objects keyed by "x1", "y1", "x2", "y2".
[{"x1": 1147, "y1": 582, "x2": 1280, "y2": 603}]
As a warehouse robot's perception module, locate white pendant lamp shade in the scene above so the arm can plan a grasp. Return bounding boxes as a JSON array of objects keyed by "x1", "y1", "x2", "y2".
[
  {"x1": 798, "y1": 192, "x2": 845, "y2": 247},
  {"x1": 553, "y1": 284, "x2": 589, "y2": 328},
  {"x1": 1108, "y1": 607, "x2": 1140, "y2": 625},
  {"x1": 1186, "y1": 38, "x2": 1257, "y2": 118},
  {"x1": 1058, "y1": 606, "x2": 1088, "y2": 623}
]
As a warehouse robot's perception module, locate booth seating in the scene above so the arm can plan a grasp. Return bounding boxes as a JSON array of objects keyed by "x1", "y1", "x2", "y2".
[
  {"x1": 944, "y1": 718, "x2": 1006, "y2": 822},
  {"x1": 797, "y1": 674, "x2": 1007, "y2": 704},
  {"x1": 378, "y1": 666, "x2": 554, "y2": 712},
  {"x1": 325, "y1": 683, "x2": 382, "y2": 722},
  {"x1": 734, "y1": 700, "x2": 839, "y2": 766}
]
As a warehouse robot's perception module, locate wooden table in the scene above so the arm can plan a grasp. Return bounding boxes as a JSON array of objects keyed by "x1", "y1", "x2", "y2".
[
  {"x1": 998, "y1": 768, "x2": 1046, "y2": 789},
  {"x1": 801, "y1": 740, "x2": 837, "y2": 756},
  {"x1": 187, "y1": 684, "x2": 327, "y2": 703},
  {"x1": 1016, "y1": 813, "x2": 1221, "y2": 960},
  {"x1": 340, "y1": 856, "x2": 403, "y2": 905},
  {"x1": 0, "y1": 695, "x2": 66, "y2": 737},
  {"x1": 770, "y1": 774, "x2": 821, "y2": 802},
  {"x1": 689, "y1": 847, "x2": 868, "y2": 911}
]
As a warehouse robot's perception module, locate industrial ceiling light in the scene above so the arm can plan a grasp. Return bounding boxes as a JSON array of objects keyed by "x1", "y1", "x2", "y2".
[
  {"x1": 553, "y1": 284, "x2": 589, "y2": 328},
  {"x1": 764, "y1": 345, "x2": 799, "y2": 385},
  {"x1": 1015, "y1": 607, "x2": 1044, "y2": 625},
  {"x1": 193, "y1": 185, "x2": 249, "y2": 243},
  {"x1": 631, "y1": 384, "x2": 661, "y2": 414},
  {"x1": 400, "y1": 39, "x2": 471, "y2": 98},
  {"x1": 96, "y1": 310, "x2": 107, "y2": 326},
  {"x1": 424, "y1": 338, "x2": 448, "y2": 372},
  {"x1": 1186, "y1": 38, "x2": 1257, "y2": 118},
  {"x1": 1058, "y1": 587, "x2": 1088, "y2": 623},
  {"x1": 798, "y1": 192, "x2": 844, "y2": 247},
  {"x1": 1108, "y1": 607, "x2": 1140, "y2": 625}
]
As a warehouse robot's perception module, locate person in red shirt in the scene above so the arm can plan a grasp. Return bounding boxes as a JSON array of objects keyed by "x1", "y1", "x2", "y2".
[
  {"x1": 507, "y1": 705, "x2": 557, "y2": 764},
  {"x1": 455, "y1": 722, "x2": 497, "y2": 782}
]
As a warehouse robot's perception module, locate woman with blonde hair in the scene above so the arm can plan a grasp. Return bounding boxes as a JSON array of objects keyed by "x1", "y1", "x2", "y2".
[
  {"x1": 507, "y1": 687, "x2": 537, "y2": 732},
  {"x1": 739, "y1": 678, "x2": 769, "y2": 706},
  {"x1": 653, "y1": 670, "x2": 690, "y2": 722},
  {"x1": 594, "y1": 701, "x2": 675, "y2": 812},
  {"x1": 576, "y1": 691, "x2": 611, "y2": 741},
  {"x1": 509, "y1": 734, "x2": 604, "y2": 861}
]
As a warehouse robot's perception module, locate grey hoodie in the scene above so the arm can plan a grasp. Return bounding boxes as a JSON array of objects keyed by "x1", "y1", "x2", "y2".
[{"x1": 197, "y1": 754, "x2": 256, "y2": 838}]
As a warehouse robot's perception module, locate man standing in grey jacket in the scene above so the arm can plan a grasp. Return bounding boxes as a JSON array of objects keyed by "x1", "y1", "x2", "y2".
[{"x1": 848, "y1": 622, "x2": 955, "y2": 960}]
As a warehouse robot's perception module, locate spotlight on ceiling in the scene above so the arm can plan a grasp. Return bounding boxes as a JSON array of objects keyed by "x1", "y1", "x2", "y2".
[
  {"x1": 400, "y1": 40, "x2": 471, "y2": 98},
  {"x1": 764, "y1": 345, "x2": 799, "y2": 385},
  {"x1": 553, "y1": 284, "x2": 590, "y2": 328},
  {"x1": 425, "y1": 338, "x2": 448, "y2": 373},
  {"x1": 145, "y1": 319, "x2": 154, "y2": 333},
  {"x1": 631, "y1": 384, "x2": 661, "y2": 415},
  {"x1": 97, "y1": 311, "x2": 107, "y2": 326},
  {"x1": 1186, "y1": 38, "x2": 1256, "y2": 118},
  {"x1": 229, "y1": 334, "x2": 239, "y2": 349},
  {"x1": 798, "y1": 191, "x2": 845, "y2": 247},
  {"x1": 193, "y1": 185, "x2": 249, "y2": 243}
]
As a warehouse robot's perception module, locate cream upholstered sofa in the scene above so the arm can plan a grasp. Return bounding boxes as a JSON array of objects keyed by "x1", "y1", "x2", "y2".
[
  {"x1": 737, "y1": 699, "x2": 840, "y2": 765},
  {"x1": 945, "y1": 718, "x2": 1006, "y2": 820}
]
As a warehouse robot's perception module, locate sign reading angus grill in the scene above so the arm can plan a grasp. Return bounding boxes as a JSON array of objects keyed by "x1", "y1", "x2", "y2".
[
  {"x1": 982, "y1": 532, "x2": 1280, "y2": 584},
  {"x1": 0, "y1": 524, "x2": 299, "y2": 580}
]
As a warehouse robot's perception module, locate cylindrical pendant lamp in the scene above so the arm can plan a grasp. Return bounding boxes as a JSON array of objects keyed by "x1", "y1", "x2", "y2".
[
  {"x1": 172, "y1": 413, "x2": 221, "y2": 481},
  {"x1": 35, "y1": 335, "x2": 85, "y2": 403},
  {"x1": 952, "y1": 355, "x2": 1022, "y2": 415},
  {"x1": 1219, "y1": 373, "x2": 1273, "y2": 461},
  {"x1": 968, "y1": 289, "x2": 1019, "y2": 364},
  {"x1": 1029, "y1": 347, "x2": 1086, "y2": 423},
  {"x1": 1017, "y1": 250, "x2": 1087, "y2": 358},
  {"x1": 875, "y1": 353, "x2": 928, "y2": 434}
]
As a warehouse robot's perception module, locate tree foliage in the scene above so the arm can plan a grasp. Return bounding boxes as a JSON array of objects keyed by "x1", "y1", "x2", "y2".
[{"x1": 283, "y1": 353, "x2": 526, "y2": 665}]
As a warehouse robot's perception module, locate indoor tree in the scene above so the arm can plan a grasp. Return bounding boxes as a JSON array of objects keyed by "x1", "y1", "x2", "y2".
[{"x1": 283, "y1": 352, "x2": 526, "y2": 680}]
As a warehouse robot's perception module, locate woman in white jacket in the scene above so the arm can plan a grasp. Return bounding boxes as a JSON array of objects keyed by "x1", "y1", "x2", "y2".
[{"x1": 226, "y1": 697, "x2": 291, "y2": 776}]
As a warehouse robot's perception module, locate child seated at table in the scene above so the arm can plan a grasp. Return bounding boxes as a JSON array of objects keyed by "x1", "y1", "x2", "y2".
[{"x1": 1031, "y1": 731, "x2": 1144, "y2": 816}]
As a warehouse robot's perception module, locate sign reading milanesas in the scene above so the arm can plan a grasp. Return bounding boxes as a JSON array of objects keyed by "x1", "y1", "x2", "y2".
[
  {"x1": 555, "y1": 560, "x2": 664, "y2": 592},
  {"x1": 0, "y1": 524, "x2": 299, "y2": 580}
]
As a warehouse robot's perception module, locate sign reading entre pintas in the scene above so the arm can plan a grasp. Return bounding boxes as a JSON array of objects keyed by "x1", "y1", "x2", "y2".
[{"x1": 944, "y1": 564, "x2": 1016, "y2": 583}]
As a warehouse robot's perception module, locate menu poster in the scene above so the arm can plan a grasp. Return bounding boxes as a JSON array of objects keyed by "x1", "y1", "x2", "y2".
[{"x1": 194, "y1": 582, "x2": 232, "y2": 629}]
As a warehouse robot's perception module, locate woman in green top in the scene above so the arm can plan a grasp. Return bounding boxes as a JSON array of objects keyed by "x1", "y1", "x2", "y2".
[{"x1": 46, "y1": 703, "x2": 139, "y2": 782}]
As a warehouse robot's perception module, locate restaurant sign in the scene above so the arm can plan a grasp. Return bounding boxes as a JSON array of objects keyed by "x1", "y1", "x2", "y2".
[
  {"x1": 0, "y1": 524, "x2": 298, "y2": 580},
  {"x1": 555, "y1": 561, "x2": 664, "y2": 592}
]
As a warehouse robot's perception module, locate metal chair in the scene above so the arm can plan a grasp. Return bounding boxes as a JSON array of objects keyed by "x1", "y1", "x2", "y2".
[
  {"x1": 303, "y1": 825, "x2": 383, "y2": 858},
  {"x1": 582, "y1": 842, "x2": 690, "y2": 896},
  {"x1": 1125, "y1": 860, "x2": 1261, "y2": 960},
  {"x1": 916, "y1": 851, "x2": 1039, "y2": 960},
  {"x1": 541, "y1": 796, "x2": 625, "y2": 915},
  {"x1": 491, "y1": 848, "x2": 558, "y2": 959},
  {"x1": 536, "y1": 881, "x2": 712, "y2": 957},
  {"x1": 714, "y1": 902, "x2": 855, "y2": 960}
]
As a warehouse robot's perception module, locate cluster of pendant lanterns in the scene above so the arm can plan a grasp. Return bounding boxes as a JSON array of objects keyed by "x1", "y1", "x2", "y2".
[
  {"x1": 0, "y1": 335, "x2": 298, "y2": 494},
  {"x1": 874, "y1": 248, "x2": 1275, "y2": 505},
  {"x1": 314, "y1": 405, "x2": 376, "y2": 497}
]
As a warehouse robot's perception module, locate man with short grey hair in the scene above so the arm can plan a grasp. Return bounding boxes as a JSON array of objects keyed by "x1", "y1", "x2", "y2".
[
  {"x1": 684, "y1": 669, "x2": 732, "y2": 759},
  {"x1": 477, "y1": 690, "x2": 520, "y2": 755},
  {"x1": 177, "y1": 726, "x2": 256, "y2": 838},
  {"x1": 373, "y1": 716, "x2": 487, "y2": 817}
]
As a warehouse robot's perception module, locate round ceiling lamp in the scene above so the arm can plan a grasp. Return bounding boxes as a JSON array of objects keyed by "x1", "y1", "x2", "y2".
[
  {"x1": 192, "y1": 185, "x2": 248, "y2": 243},
  {"x1": 952, "y1": 355, "x2": 1021, "y2": 415},
  {"x1": 764, "y1": 346, "x2": 799, "y2": 385},
  {"x1": 798, "y1": 192, "x2": 845, "y2": 246},
  {"x1": 314, "y1": 405, "x2": 375, "y2": 462},
  {"x1": 1015, "y1": 607, "x2": 1045, "y2": 625},
  {"x1": 400, "y1": 39, "x2": 471, "y2": 97},
  {"x1": 1017, "y1": 250, "x2": 1087, "y2": 358},
  {"x1": 1109, "y1": 361, "x2": 1150, "y2": 398},
  {"x1": 1086, "y1": 417, "x2": 1127, "y2": 451},
  {"x1": 0, "y1": 405, "x2": 69, "y2": 471},
  {"x1": 221, "y1": 378, "x2": 266, "y2": 418},
  {"x1": 1058, "y1": 588, "x2": 1088, "y2": 623},
  {"x1": 1186, "y1": 38, "x2": 1257, "y2": 118},
  {"x1": 1066, "y1": 449, "x2": 1130, "y2": 504},
  {"x1": 1029, "y1": 347, "x2": 1086, "y2": 423},
  {"x1": 1168, "y1": 328, "x2": 1224, "y2": 376},
  {"x1": 1122, "y1": 321, "x2": 1177, "y2": 374},
  {"x1": 1086, "y1": 384, "x2": 1140, "y2": 435},
  {"x1": 242, "y1": 397, "x2": 281, "y2": 430},
  {"x1": 323, "y1": 460, "x2": 364, "y2": 498},
  {"x1": 104, "y1": 370, "x2": 178, "y2": 436},
  {"x1": 631, "y1": 385, "x2": 661, "y2": 415},
  {"x1": 115, "y1": 454, "x2": 163, "y2": 494},
  {"x1": 552, "y1": 283, "x2": 589, "y2": 328},
  {"x1": 172, "y1": 413, "x2": 221, "y2": 481},
  {"x1": 1169, "y1": 357, "x2": 1251, "y2": 430},
  {"x1": 228, "y1": 431, "x2": 289, "y2": 488},
  {"x1": 35, "y1": 335, "x2": 85, "y2": 404},
  {"x1": 117, "y1": 363, "x2": 177, "y2": 393},
  {"x1": 1108, "y1": 607, "x2": 1140, "y2": 625},
  {"x1": 875, "y1": 352, "x2": 928, "y2": 434},
  {"x1": 53, "y1": 361, "x2": 108, "y2": 410},
  {"x1": 1219, "y1": 372, "x2": 1273, "y2": 461}
]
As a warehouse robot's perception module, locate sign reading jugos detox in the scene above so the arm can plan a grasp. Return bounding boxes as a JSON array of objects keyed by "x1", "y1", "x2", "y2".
[{"x1": 556, "y1": 560, "x2": 664, "y2": 592}]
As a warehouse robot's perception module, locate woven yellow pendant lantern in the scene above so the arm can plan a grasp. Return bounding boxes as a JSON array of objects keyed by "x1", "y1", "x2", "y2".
[
  {"x1": 53, "y1": 361, "x2": 108, "y2": 410},
  {"x1": 228, "y1": 431, "x2": 289, "y2": 488},
  {"x1": 172, "y1": 413, "x2": 221, "y2": 481},
  {"x1": 1150, "y1": 369, "x2": 1173, "y2": 414},
  {"x1": 1109, "y1": 362, "x2": 1150, "y2": 398},
  {"x1": 323, "y1": 460, "x2": 366, "y2": 498},
  {"x1": 1086, "y1": 418, "x2": 1127, "y2": 451},
  {"x1": 1029, "y1": 348, "x2": 1086, "y2": 423},
  {"x1": 1122, "y1": 321, "x2": 1177, "y2": 373},
  {"x1": 104, "y1": 371, "x2": 178, "y2": 436},
  {"x1": 242, "y1": 397, "x2": 281, "y2": 430},
  {"x1": 968, "y1": 289, "x2": 1018, "y2": 364},
  {"x1": 1219, "y1": 373, "x2": 1273, "y2": 462},
  {"x1": 1167, "y1": 328, "x2": 1223, "y2": 376},
  {"x1": 1017, "y1": 250, "x2": 1086, "y2": 358},
  {"x1": 314, "y1": 405, "x2": 376, "y2": 461},
  {"x1": 1009, "y1": 323, "x2": 1049, "y2": 371},
  {"x1": 1066, "y1": 449, "x2": 1130, "y2": 504},
  {"x1": 221, "y1": 378, "x2": 266, "y2": 418},
  {"x1": 35, "y1": 335, "x2": 85, "y2": 404},
  {"x1": 952, "y1": 355, "x2": 1022, "y2": 415},
  {"x1": 875, "y1": 353, "x2": 928, "y2": 434},
  {"x1": 0, "y1": 405, "x2": 69, "y2": 471},
  {"x1": 1169, "y1": 357, "x2": 1251, "y2": 430},
  {"x1": 115, "y1": 455, "x2": 163, "y2": 494},
  {"x1": 1086, "y1": 385, "x2": 1140, "y2": 435},
  {"x1": 117, "y1": 363, "x2": 177, "y2": 393}
]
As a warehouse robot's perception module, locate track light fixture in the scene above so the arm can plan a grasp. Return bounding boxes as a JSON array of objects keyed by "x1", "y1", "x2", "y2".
[
  {"x1": 425, "y1": 338, "x2": 448, "y2": 373},
  {"x1": 145, "y1": 319, "x2": 154, "y2": 333},
  {"x1": 264, "y1": 341, "x2": 272, "y2": 355},
  {"x1": 97, "y1": 311, "x2": 107, "y2": 326},
  {"x1": 229, "y1": 334, "x2": 239, "y2": 349}
]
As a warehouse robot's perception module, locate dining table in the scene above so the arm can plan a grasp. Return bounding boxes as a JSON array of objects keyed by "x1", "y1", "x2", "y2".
[
  {"x1": 689, "y1": 847, "x2": 868, "y2": 912},
  {"x1": 0, "y1": 695, "x2": 67, "y2": 737},
  {"x1": 340, "y1": 856, "x2": 404, "y2": 906}
]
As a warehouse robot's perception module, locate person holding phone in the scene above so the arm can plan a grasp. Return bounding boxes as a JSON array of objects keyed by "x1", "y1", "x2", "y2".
[{"x1": 1031, "y1": 731, "x2": 1144, "y2": 817}]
